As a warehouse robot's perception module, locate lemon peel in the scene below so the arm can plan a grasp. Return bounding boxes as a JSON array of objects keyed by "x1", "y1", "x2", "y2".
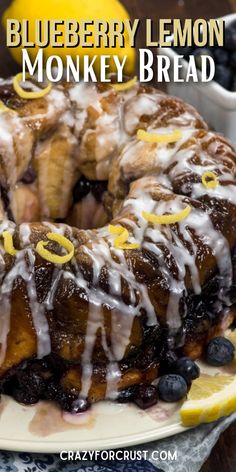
[
  {"x1": 137, "y1": 128, "x2": 182, "y2": 144},
  {"x1": 202, "y1": 171, "x2": 219, "y2": 189},
  {"x1": 108, "y1": 224, "x2": 140, "y2": 250},
  {"x1": 36, "y1": 232, "x2": 74, "y2": 264},
  {"x1": 142, "y1": 205, "x2": 192, "y2": 225},
  {"x1": 13, "y1": 73, "x2": 52, "y2": 100},
  {"x1": 2, "y1": 231, "x2": 18, "y2": 256},
  {"x1": 0, "y1": 100, "x2": 13, "y2": 113},
  {"x1": 112, "y1": 76, "x2": 137, "y2": 91}
]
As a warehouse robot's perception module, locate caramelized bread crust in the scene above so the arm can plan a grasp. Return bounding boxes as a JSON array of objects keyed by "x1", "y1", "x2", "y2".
[{"x1": 0, "y1": 78, "x2": 235, "y2": 410}]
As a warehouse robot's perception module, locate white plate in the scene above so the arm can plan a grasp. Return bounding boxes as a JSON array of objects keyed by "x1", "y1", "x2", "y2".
[
  {"x1": 0, "y1": 355, "x2": 235, "y2": 453},
  {"x1": 0, "y1": 395, "x2": 188, "y2": 453}
]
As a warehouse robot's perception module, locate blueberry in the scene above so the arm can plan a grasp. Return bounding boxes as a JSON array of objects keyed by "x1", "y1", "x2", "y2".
[
  {"x1": 193, "y1": 48, "x2": 213, "y2": 70},
  {"x1": 213, "y1": 48, "x2": 229, "y2": 66},
  {"x1": 172, "y1": 357, "x2": 200, "y2": 384},
  {"x1": 229, "y1": 19, "x2": 236, "y2": 31},
  {"x1": 224, "y1": 27, "x2": 236, "y2": 51},
  {"x1": 206, "y1": 337, "x2": 235, "y2": 366},
  {"x1": 159, "y1": 350, "x2": 178, "y2": 375},
  {"x1": 21, "y1": 166, "x2": 36, "y2": 184},
  {"x1": 70, "y1": 397, "x2": 91, "y2": 413},
  {"x1": 214, "y1": 64, "x2": 233, "y2": 90},
  {"x1": 45, "y1": 376, "x2": 93, "y2": 413},
  {"x1": 230, "y1": 50, "x2": 236, "y2": 70},
  {"x1": 173, "y1": 46, "x2": 193, "y2": 59},
  {"x1": 157, "y1": 374, "x2": 187, "y2": 402},
  {"x1": 16, "y1": 371, "x2": 45, "y2": 398},
  {"x1": 118, "y1": 385, "x2": 137, "y2": 403},
  {"x1": 73, "y1": 176, "x2": 91, "y2": 202},
  {"x1": 13, "y1": 388, "x2": 39, "y2": 405},
  {"x1": 231, "y1": 76, "x2": 236, "y2": 92},
  {"x1": 90, "y1": 180, "x2": 107, "y2": 202},
  {"x1": 44, "y1": 378, "x2": 61, "y2": 401},
  {"x1": 134, "y1": 384, "x2": 158, "y2": 409}
]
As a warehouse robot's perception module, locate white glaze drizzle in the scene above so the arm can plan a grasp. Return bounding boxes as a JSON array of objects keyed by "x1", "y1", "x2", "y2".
[{"x1": 0, "y1": 240, "x2": 51, "y2": 361}]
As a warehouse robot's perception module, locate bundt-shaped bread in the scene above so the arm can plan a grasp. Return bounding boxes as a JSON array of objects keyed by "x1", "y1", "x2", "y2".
[{"x1": 0, "y1": 77, "x2": 235, "y2": 411}]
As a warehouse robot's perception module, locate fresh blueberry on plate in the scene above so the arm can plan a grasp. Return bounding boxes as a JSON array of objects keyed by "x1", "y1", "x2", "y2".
[
  {"x1": 224, "y1": 26, "x2": 236, "y2": 51},
  {"x1": 213, "y1": 48, "x2": 229, "y2": 66},
  {"x1": 193, "y1": 48, "x2": 214, "y2": 70},
  {"x1": 229, "y1": 19, "x2": 236, "y2": 31},
  {"x1": 157, "y1": 374, "x2": 187, "y2": 402},
  {"x1": 230, "y1": 50, "x2": 236, "y2": 70},
  {"x1": 173, "y1": 46, "x2": 193, "y2": 59},
  {"x1": 172, "y1": 357, "x2": 200, "y2": 384},
  {"x1": 231, "y1": 76, "x2": 236, "y2": 92},
  {"x1": 214, "y1": 64, "x2": 233, "y2": 90},
  {"x1": 159, "y1": 350, "x2": 178, "y2": 375},
  {"x1": 205, "y1": 336, "x2": 235, "y2": 367}
]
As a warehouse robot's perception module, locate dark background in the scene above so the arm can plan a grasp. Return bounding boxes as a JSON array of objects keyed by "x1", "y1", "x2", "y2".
[{"x1": 0, "y1": 0, "x2": 236, "y2": 470}]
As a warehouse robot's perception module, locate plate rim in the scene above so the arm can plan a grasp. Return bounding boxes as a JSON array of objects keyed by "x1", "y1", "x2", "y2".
[{"x1": 0, "y1": 421, "x2": 189, "y2": 453}]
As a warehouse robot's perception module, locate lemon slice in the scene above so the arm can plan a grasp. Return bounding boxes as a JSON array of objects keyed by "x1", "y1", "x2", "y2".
[
  {"x1": 180, "y1": 374, "x2": 236, "y2": 426},
  {"x1": 225, "y1": 330, "x2": 236, "y2": 349},
  {"x1": 225, "y1": 330, "x2": 236, "y2": 369}
]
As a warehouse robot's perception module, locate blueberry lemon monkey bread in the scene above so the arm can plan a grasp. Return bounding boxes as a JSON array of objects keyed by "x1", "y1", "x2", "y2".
[{"x1": 0, "y1": 75, "x2": 235, "y2": 412}]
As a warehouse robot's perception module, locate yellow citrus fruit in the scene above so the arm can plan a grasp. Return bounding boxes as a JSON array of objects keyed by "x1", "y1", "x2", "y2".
[
  {"x1": 2, "y1": 0, "x2": 135, "y2": 75},
  {"x1": 180, "y1": 373, "x2": 236, "y2": 426},
  {"x1": 225, "y1": 329, "x2": 236, "y2": 351},
  {"x1": 225, "y1": 329, "x2": 236, "y2": 370}
]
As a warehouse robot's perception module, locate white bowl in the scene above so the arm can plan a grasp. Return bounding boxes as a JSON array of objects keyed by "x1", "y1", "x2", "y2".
[{"x1": 159, "y1": 14, "x2": 236, "y2": 145}]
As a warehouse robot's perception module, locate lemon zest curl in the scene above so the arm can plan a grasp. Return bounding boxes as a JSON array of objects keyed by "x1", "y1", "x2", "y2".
[
  {"x1": 112, "y1": 76, "x2": 137, "y2": 91},
  {"x1": 13, "y1": 73, "x2": 52, "y2": 100},
  {"x1": 0, "y1": 100, "x2": 14, "y2": 113},
  {"x1": 202, "y1": 171, "x2": 219, "y2": 189},
  {"x1": 36, "y1": 232, "x2": 74, "y2": 264},
  {"x1": 2, "y1": 231, "x2": 18, "y2": 256},
  {"x1": 108, "y1": 224, "x2": 140, "y2": 250},
  {"x1": 142, "y1": 205, "x2": 192, "y2": 225},
  {"x1": 137, "y1": 128, "x2": 182, "y2": 144}
]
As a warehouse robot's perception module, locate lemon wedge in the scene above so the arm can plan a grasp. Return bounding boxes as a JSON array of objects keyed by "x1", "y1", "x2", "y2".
[{"x1": 180, "y1": 373, "x2": 236, "y2": 426}]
